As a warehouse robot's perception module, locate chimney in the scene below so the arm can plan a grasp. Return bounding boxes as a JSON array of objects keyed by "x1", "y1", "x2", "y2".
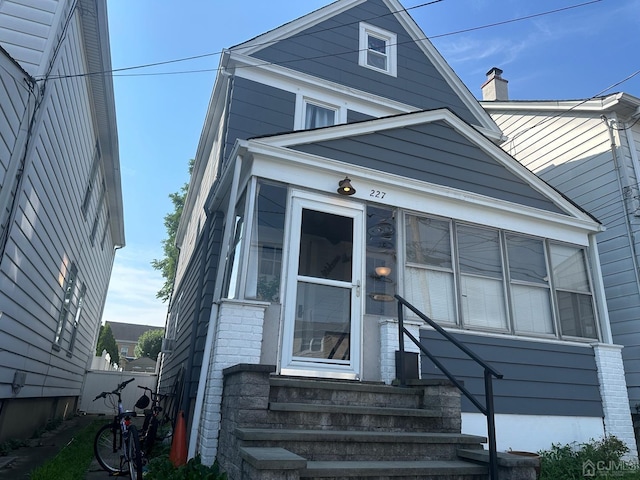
[{"x1": 481, "y1": 67, "x2": 509, "y2": 101}]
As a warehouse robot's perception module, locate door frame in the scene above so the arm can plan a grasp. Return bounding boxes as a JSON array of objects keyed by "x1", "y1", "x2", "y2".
[{"x1": 279, "y1": 189, "x2": 364, "y2": 380}]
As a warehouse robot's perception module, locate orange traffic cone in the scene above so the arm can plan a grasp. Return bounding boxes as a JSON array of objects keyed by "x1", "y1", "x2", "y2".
[{"x1": 169, "y1": 410, "x2": 188, "y2": 467}]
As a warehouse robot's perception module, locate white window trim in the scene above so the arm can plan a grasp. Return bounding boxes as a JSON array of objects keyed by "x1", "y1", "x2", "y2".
[
  {"x1": 294, "y1": 94, "x2": 346, "y2": 131},
  {"x1": 358, "y1": 22, "x2": 397, "y2": 77}
]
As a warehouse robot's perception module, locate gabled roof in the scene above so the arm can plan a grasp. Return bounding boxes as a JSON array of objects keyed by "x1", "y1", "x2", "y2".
[
  {"x1": 250, "y1": 108, "x2": 600, "y2": 227},
  {"x1": 229, "y1": 0, "x2": 501, "y2": 138},
  {"x1": 107, "y1": 321, "x2": 163, "y2": 343}
]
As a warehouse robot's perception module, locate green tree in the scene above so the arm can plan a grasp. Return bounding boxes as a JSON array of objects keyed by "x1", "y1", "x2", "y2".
[
  {"x1": 95, "y1": 323, "x2": 120, "y2": 365},
  {"x1": 151, "y1": 159, "x2": 194, "y2": 302},
  {"x1": 134, "y1": 329, "x2": 164, "y2": 361}
]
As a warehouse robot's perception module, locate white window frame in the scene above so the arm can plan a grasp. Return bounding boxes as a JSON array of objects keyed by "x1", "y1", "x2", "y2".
[
  {"x1": 402, "y1": 213, "x2": 599, "y2": 341},
  {"x1": 358, "y1": 22, "x2": 397, "y2": 77},
  {"x1": 294, "y1": 95, "x2": 346, "y2": 131}
]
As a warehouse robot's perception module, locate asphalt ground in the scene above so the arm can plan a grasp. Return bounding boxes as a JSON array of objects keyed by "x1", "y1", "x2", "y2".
[{"x1": 0, "y1": 414, "x2": 117, "y2": 479}]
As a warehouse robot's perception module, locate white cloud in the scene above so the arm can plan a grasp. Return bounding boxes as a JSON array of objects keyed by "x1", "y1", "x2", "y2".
[{"x1": 101, "y1": 246, "x2": 168, "y2": 328}]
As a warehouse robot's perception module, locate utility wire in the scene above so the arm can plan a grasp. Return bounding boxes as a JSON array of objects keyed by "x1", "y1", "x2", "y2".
[
  {"x1": 38, "y1": 0, "x2": 446, "y2": 81},
  {"x1": 40, "y1": 0, "x2": 600, "y2": 81}
]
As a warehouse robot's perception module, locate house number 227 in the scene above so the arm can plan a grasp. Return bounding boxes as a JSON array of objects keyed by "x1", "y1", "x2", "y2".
[{"x1": 370, "y1": 190, "x2": 386, "y2": 199}]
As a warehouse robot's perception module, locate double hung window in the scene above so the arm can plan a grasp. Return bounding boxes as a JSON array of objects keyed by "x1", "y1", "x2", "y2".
[{"x1": 358, "y1": 23, "x2": 397, "y2": 76}]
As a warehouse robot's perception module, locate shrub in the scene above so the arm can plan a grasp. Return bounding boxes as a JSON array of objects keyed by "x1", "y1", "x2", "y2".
[
  {"x1": 145, "y1": 454, "x2": 227, "y2": 480},
  {"x1": 539, "y1": 436, "x2": 638, "y2": 479}
]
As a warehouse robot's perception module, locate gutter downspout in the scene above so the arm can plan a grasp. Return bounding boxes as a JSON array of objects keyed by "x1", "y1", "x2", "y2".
[
  {"x1": 188, "y1": 155, "x2": 243, "y2": 459},
  {"x1": 602, "y1": 115, "x2": 640, "y2": 292}
]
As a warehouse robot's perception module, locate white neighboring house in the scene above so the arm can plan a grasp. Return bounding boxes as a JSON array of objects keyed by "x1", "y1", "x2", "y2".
[
  {"x1": 0, "y1": 0, "x2": 123, "y2": 441},
  {"x1": 481, "y1": 69, "x2": 640, "y2": 436}
]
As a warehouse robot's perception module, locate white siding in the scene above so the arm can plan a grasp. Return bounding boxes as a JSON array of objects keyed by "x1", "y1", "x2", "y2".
[
  {"x1": 487, "y1": 105, "x2": 640, "y2": 407},
  {"x1": 0, "y1": 0, "x2": 59, "y2": 76},
  {"x1": 0, "y1": 2, "x2": 118, "y2": 400},
  {"x1": 0, "y1": 49, "x2": 31, "y2": 217}
]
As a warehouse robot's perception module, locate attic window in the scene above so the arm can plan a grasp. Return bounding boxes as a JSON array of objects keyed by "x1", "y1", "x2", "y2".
[{"x1": 359, "y1": 23, "x2": 397, "y2": 76}]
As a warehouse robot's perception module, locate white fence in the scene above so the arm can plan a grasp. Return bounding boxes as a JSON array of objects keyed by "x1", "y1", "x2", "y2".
[{"x1": 79, "y1": 370, "x2": 158, "y2": 415}]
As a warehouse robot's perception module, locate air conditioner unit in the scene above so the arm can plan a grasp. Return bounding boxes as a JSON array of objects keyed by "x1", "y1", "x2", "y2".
[{"x1": 161, "y1": 338, "x2": 175, "y2": 353}]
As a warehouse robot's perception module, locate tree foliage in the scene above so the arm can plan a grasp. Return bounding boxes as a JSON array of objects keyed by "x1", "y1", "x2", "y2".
[
  {"x1": 151, "y1": 159, "x2": 194, "y2": 302},
  {"x1": 96, "y1": 323, "x2": 120, "y2": 366},
  {"x1": 134, "y1": 329, "x2": 164, "y2": 361}
]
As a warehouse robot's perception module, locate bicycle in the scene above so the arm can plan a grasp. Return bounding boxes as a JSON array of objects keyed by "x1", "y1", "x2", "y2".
[
  {"x1": 93, "y1": 378, "x2": 143, "y2": 479},
  {"x1": 135, "y1": 385, "x2": 175, "y2": 456}
]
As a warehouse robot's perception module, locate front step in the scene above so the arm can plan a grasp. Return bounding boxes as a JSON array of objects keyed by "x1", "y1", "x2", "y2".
[
  {"x1": 237, "y1": 428, "x2": 486, "y2": 462},
  {"x1": 302, "y1": 460, "x2": 488, "y2": 479}
]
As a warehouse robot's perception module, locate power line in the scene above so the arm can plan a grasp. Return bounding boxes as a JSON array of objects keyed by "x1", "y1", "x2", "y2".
[
  {"x1": 429, "y1": 0, "x2": 601, "y2": 39},
  {"x1": 40, "y1": 0, "x2": 601, "y2": 81}
]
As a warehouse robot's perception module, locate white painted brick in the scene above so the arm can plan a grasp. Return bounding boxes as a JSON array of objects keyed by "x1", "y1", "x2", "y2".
[{"x1": 593, "y1": 343, "x2": 638, "y2": 461}]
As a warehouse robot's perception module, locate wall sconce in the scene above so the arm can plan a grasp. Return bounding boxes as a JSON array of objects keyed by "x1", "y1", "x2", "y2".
[
  {"x1": 375, "y1": 266, "x2": 391, "y2": 278},
  {"x1": 337, "y1": 177, "x2": 356, "y2": 196}
]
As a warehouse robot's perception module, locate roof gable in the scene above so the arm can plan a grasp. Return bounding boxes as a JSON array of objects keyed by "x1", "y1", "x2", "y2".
[
  {"x1": 231, "y1": 0, "x2": 499, "y2": 135},
  {"x1": 255, "y1": 109, "x2": 596, "y2": 221}
]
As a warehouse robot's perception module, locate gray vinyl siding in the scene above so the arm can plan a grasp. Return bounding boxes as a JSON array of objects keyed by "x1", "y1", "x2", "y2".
[
  {"x1": 0, "y1": 0, "x2": 59, "y2": 77},
  {"x1": 347, "y1": 109, "x2": 375, "y2": 123},
  {"x1": 488, "y1": 107, "x2": 640, "y2": 407},
  {"x1": 419, "y1": 330, "x2": 603, "y2": 416},
  {"x1": 248, "y1": 0, "x2": 478, "y2": 126},
  {"x1": 289, "y1": 120, "x2": 566, "y2": 214},
  {"x1": 159, "y1": 212, "x2": 223, "y2": 408},
  {"x1": 0, "y1": 2, "x2": 117, "y2": 399},
  {"x1": 224, "y1": 77, "x2": 295, "y2": 164}
]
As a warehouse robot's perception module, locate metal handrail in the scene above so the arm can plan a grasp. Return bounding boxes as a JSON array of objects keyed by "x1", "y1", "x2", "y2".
[{"x1": 395, "y1": 294, "x2": 503, "y2": 480}]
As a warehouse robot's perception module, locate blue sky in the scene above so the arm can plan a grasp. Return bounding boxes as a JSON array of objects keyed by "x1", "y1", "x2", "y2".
[{"x1": 102, "y1": 0, "x2": 640, "y2": 327}]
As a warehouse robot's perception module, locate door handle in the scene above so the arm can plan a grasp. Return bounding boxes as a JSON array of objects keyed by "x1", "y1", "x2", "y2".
[{"x1": 354, "y1": 280, "x2": 361, "y2": 297}]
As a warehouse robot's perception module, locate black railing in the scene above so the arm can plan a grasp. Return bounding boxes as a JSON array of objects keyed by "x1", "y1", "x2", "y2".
[{"x1": 395, "y1": 294, "x2": 503, "y2": 480}]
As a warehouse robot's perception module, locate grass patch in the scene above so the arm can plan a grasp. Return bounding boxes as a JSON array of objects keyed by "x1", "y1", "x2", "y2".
[{"x1": 30, "y1": 419, "x2": 103, "y2": 480}]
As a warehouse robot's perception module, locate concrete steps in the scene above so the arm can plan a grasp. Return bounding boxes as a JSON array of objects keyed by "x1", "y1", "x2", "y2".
[{"x1": 217, "y1": 365, "x2": 536, "y2": 480}]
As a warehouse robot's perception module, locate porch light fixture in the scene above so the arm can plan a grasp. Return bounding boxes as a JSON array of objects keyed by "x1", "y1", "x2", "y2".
[
  {"x1": 337, "y1": 177, "x2": 356, "y2": 195},
  {"x1": 375, "y1": 266, "x2": 391, "y2": 277}
]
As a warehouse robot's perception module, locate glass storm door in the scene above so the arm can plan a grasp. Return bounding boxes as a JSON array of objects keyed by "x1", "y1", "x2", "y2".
[{"x1": 281, "y1": 193, "x2": 363, "y2": 379}]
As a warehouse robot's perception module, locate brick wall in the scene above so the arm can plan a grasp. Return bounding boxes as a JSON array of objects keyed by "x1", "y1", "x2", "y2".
[
  {"x1": 593, "y1": 343, "x2": 638, "y2": 460},
  {"x1": 197, "y1": 300, "x2": 267, "y2": 464}
]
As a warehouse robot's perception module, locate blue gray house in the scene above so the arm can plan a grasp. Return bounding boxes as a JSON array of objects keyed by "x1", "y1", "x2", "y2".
[{"x1": 157, "y1": 0, "x2": 637, "y2": 468}]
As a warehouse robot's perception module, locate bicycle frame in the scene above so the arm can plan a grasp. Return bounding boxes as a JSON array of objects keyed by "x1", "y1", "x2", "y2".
[{"x1": 95, "y1": 378, "x2": 139, "y2": 471}]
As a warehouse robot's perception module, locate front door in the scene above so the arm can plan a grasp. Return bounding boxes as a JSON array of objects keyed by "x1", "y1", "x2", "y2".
[{"x1": 281, "y1": 191, "x2": 363, "y2": 379}]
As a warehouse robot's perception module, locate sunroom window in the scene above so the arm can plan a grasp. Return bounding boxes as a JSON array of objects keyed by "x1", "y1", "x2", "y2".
[
  {"x1": 245, "y1": 181, "x2": 287, "y2": 302},
  {"x1": 403, "y1": 213, "x2": 598, "y2": 341},
  {"x1": 550, "y1": 244, "x2": 597, "y2": 339},
  {"x1": 358, "y1": 23, "x2": 397, "y2": 76},
  {"x1": 506, "y1": 234, "x2": 554, "y2": 335},
  {"x1": 404, "y1": 216, "x2": 456, "y2": 323},
  {"x1": 457, "y1": 225, "x2": 508, "y2": 330}
]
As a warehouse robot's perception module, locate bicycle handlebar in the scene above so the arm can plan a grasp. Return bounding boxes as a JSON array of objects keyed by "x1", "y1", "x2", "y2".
[{"x1": 93, "y1": 377, "x2": 135, "y2": 401}]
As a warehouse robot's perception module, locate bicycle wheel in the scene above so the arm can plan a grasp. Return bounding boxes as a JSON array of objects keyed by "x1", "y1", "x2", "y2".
[
  {"x1": 127, "y1": 424, "x2": 143, "y2": 480},
  {"x1": 94, "y1": 423, "x2": 126, "y2": 474}
]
